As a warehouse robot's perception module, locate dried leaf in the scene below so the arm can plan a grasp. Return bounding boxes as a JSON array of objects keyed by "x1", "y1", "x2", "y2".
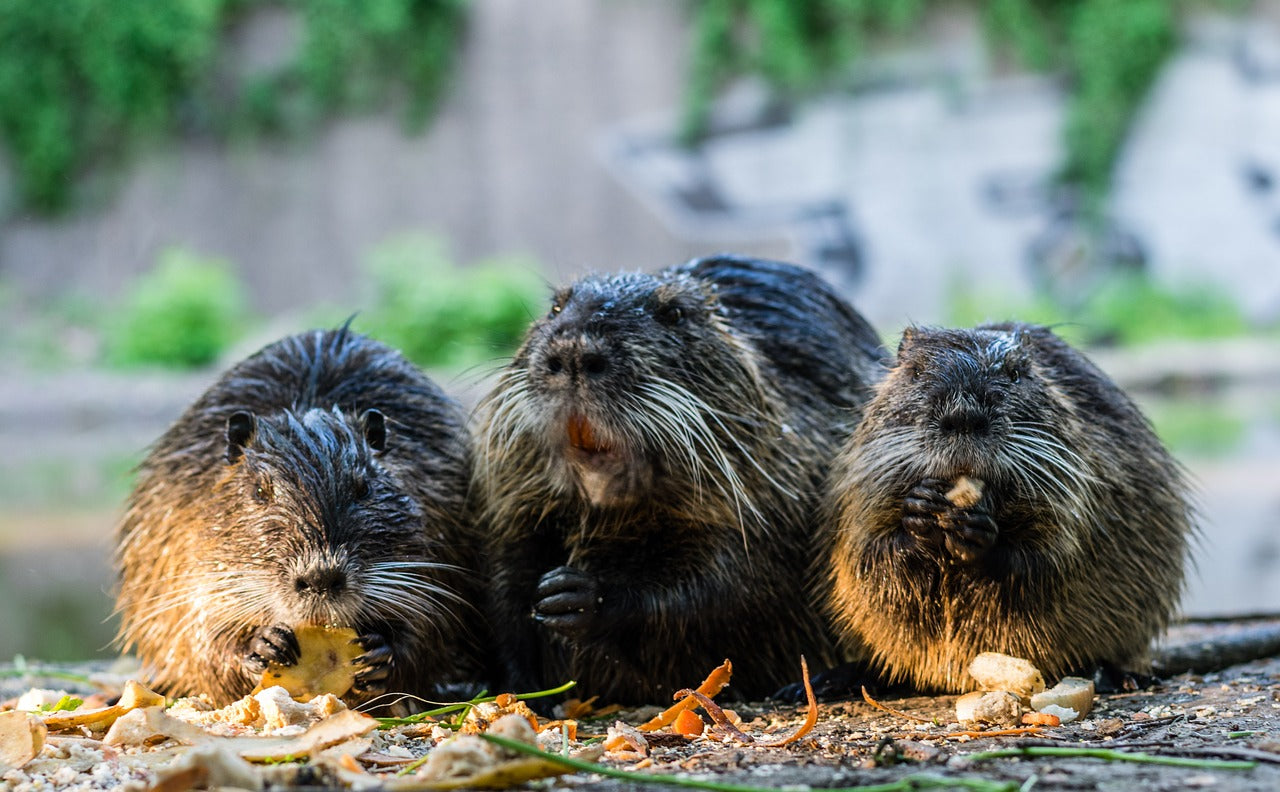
[
  {"x1": 254, "y1": 626, "x2": 363, "y2": 702},
  {"x1": 237, "y1": 708, "x2": 379, "y2": 762},
  {"x1": 41, "y1": 681, "x2": 166, "y2": 732},
  {"x1": 0, "y1": 710, "x2": 46, "y2": 770},
  {"x1": 603, "y1": 721, "x2": 650, "y2": 755},
  {"x1": 150, "y1": 744, "x2": 264, "y2": 792},
  {"x1": 386, "y1": 745, "x2": 604, "y2": 791},
  {"x1": 638, "y1": 659, "x2": 732, "y2": 732},
  {"x1": 677, "y1": 690, "x2": 753, "y2": 744}
]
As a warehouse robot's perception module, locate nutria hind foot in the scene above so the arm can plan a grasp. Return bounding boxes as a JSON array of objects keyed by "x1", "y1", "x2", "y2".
[{"x1": 1091, "y1": 662, "x2": 1157, "y2": 694}]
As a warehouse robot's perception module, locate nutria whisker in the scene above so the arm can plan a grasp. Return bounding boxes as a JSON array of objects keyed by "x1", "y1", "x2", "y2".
[
  {"x1": 479, "y1": 255, "x2": 886, "y2": 703},
  {"x1": 115, "y1": 328, "x2": 483, "y2": 708},
  {"x1": 828, "y1": 323, "x2": 1193, "y2": 691}
]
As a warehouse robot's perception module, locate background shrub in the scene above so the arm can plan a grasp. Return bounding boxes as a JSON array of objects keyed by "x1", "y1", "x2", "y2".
[
  {"x1": 106, "y1": 248, "x2": 249, "y2": 368},
  {"x1": 356, "y1": 233, "x2": 543, "y2": 369}
]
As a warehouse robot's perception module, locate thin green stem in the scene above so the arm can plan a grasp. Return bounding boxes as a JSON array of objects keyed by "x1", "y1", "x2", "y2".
[
  {"x1": 480, "y1": 733, "x2": 1019, "y2": 792},
  {"x1": 375, "y1": 680, "x2": 576, "y2": 728},
  {"x1": 966, "y1": 746, "x2": 1256, "y2": 770}
]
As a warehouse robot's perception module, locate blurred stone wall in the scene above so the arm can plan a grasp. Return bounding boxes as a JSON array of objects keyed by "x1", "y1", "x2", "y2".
[{"x1": 0, "y1": 0, "x2": 788, "y2": 316}]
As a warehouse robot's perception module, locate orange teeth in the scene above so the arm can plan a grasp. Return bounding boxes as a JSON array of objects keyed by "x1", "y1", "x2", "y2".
[{"x1": 567, "y1": 413, "x2": 608, "y2": 453}]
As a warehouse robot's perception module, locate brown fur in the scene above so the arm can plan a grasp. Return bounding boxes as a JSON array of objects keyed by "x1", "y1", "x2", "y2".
[
  {"x1": 828, "y1": 323, "x2": 1194, "y2": 691},
  {"x1": 477, "y1": 255, "x2": 885, "y2": 703},
  {"x1": 114, "y1": 326, "x2": 480, "y2": 706}
]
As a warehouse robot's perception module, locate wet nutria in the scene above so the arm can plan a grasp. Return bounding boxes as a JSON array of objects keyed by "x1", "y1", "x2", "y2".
[
  {"x1": 827, "y1": 322, "x2": 1194, "y2": 692},
  {"x1": 477, "y1": 254, "x2": 886, "y2": 703},
  {"x1": 115, "y1": 326, "x2": 479, "y2": 707}
]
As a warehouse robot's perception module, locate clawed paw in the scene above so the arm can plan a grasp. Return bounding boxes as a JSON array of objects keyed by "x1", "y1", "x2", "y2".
[
  {"x1": 244, "y1": 623, "x2": 299, "y2": 674},
  {"x1": 351, "y1": 632, "x2": 394, "y2": 695},
  {"x1": 533, "y1": 565, "x2": 601, "y2": 640}
]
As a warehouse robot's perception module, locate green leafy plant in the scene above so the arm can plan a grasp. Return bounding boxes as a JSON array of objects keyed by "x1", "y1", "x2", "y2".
[
  {"x1": 355, "y1": 234, "x2": 544, "y2": 369},
  {"x1": 106, "y1": 248, "x2": 250, "y2": 369},
  {"x1": 0, "y1": 0, "x2": 467, "y2": 213},
  {"x1": 683, "y1": 1, "x2": 1235, "y2": 209},
  {"x1": 946, "y1": 271, "x2": 1248, "y2": 347}
]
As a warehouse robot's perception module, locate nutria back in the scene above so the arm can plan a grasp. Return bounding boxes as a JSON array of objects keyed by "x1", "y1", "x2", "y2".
[
  {"x1": 478, "y1": 254, "x2": 884, "y2": 702},
  {"x1": 115, "y1": 326, "x2": 479, "y2": 706},
  {"x1": 827, "y1": 323, "x2": 1193, "y2": 691}
]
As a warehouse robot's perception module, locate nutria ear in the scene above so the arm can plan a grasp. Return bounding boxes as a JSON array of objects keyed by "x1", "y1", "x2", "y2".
[
  {"x1": 361, "y1": 409, "x2": 387, "y2": 453},
  {"x1": 226, "y1": 411, "x2": 256, "y2": 464},
  {"x1": 896, "y1": 326, "x2": 921, "y2": 361}
]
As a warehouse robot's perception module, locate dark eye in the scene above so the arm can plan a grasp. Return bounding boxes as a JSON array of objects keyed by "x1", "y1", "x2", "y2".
[
  {"x1": 253, "y1": 477, "x2": 274, "y2": 504},
  {"x1": 547, "y1": 301, "x2": 563, "y2": 320},
  {"x1": 352, "y1": 477, "x2": 370, "y2": 500},
  {"x1": 655, "y1": 302, "x2": 685, "y2": 327}
]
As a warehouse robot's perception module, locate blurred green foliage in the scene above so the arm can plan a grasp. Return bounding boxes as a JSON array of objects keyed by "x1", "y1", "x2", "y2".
[
  {"x1": 106, "y1": 248, "x2": 249, "y2": 368},
  {"x1": 354, "y1": 233, "x2": 543, "y2": 369},
  {"x1": 946, "y1": 271, "x2": 1248, "y2": 347},
  {"x1": 0, "y1": 0, "x2": 466, "y2": 213},
  {"x1": 684, "y1": 0, "x2": 1237, "y2": 207},
  {"x1": 682, "y1": 0, "x2": 927, "y2": 140},
  {"x1": 1141, "y1": 397, "x2": 1248, "y2": 457}
]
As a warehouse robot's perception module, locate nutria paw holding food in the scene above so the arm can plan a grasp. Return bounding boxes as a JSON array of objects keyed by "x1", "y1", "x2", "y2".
[
  {"x1": 477, "y1": 254, "x2": 885, "y2": 703},
  {"x1": 827, "y1": 323, "x2": 1194, "y2": 692},
  {"x1": 114, "y1": 326, "x2": 481, "y2": 707}
]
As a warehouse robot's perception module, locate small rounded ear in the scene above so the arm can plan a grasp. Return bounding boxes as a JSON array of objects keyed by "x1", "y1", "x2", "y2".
[
  {"x1": 361, "y1": 409, "x2": 387, "y2": 453},
  {"x1": 896, "y1": 326, "x2": 921, "y2": 361},
  {"x1": 226, "y1": 411, "x2": 256, "y2": 464}
]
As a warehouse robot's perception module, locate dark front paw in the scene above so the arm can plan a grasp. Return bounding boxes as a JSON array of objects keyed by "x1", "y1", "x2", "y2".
[
  {"x1": 244, "y1": 624, "x2": 299, "y2": 674},
  {"x1": 902, "y1": 478, "x2": 953, "y2": 548},
  {"x1": 352, "y1": 631, "x2": 395, "y2": 696},
  {"x1": 533, "y1": 565, "x2": 601, "y2": 641},
  {"x1": 940, "y1": 507, "x2": 998, "y2": 564}
]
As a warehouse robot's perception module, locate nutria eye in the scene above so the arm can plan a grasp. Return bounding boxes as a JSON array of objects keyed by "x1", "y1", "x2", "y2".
[
  {"x1": 548, "y1": 302, "x2": 563, "y2": 319},
  {"x1": 655, "y1": 303, "x2": 684, "y2": 326},
  {"x1": 352, "y1": 477, "x2": 370, "y2": 500},
  {"x1": 253, "y1": 478, "x2": 273, "y2": 504}
]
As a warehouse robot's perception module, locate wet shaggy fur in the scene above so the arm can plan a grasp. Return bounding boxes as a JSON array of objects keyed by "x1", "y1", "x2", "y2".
[
  {"x1": 115, "y1": 327, "x2": 479, "y2": 707},
  {"x1": 477, "y1": 254, "x2": 885, "y2": 703},
  {"x1": 827, "y1": 323, "x2": 1194, "y2": 691}
]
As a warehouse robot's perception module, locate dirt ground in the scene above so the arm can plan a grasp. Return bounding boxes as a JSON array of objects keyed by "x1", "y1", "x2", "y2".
[{"x1": 2, "y1": 619, "x2": 1278, "y2": 791}]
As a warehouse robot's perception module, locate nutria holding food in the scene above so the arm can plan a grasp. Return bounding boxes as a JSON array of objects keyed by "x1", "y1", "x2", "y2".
[
  {"x1": 115, "y1": 326, "x2": 480, "y2": 706},
  {"x1": 827, "y1": 323, "x2": 1194, "y2": 692},
  {"x1": 476, "y1": 254, "x2": 886, "y2": 703}
]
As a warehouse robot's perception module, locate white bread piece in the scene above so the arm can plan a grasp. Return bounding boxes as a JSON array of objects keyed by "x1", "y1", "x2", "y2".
[
  {"x1": 955, "y1": 690, "x2": 1024, "y2": 725},
  {"x1": 1031, "y1": 676, "x2": 1095, "y2": 720},
  {"x1": 967, "y1": 652, "x2": 1046, "y2": 704}
]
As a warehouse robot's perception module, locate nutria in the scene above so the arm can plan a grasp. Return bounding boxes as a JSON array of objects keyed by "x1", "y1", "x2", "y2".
[
  {"x1": 827, "y1": 322, "x2": 1194, "y2": 692},
  {"x1": 476, "y1": 254, "x2": 886, "y2": 703},
  {"x1": 114, "y1": 326, "x2": 480, "y2": 707}
]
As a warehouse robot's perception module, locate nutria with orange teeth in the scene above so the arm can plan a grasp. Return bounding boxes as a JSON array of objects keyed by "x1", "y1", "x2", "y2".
[
  {"x1": 827, "y1": 323, "x2": 1194, "y2": 692},
  {"x1": 476, "y1": 254, "x2": 885, "y2": 703},
  {"x1": 114, "y1": 326, "x2": 480, "y2": 707}
]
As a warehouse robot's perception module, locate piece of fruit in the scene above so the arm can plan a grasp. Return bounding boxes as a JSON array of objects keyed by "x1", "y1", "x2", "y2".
[{"x1": 255, "y1": 626, "x2": 363, "y2": 701}]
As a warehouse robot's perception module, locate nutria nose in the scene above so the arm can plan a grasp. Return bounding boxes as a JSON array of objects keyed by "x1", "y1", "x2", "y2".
[
  {"x1": 580, "y1": 352, "x2": 609, "y2": 377},
  {"x1": 938, "y1": 405, "x2": 990, "y2": 436},
  {"x1": 294, "y1": 567, "x2": 347, "y2": 597},
  {"x1": 542, "y1": 344, "x2": 610, "y2": 378}
]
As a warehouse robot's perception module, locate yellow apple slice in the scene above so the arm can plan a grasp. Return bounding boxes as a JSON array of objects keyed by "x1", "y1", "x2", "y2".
[{"x1": 254, "y1": 626, "x2": 363, "y2": 701}]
